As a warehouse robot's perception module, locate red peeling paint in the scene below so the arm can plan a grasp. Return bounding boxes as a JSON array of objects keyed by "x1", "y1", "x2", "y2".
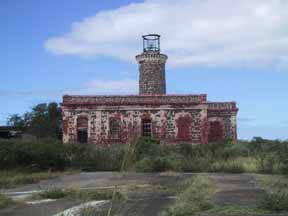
[{"x1": 176, "y1": 115, "x2": 192, "y2": 142}]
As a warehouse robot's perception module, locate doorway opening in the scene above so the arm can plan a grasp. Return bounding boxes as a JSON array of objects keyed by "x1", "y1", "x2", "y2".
[
  {"x1": 77, "y1": 129, "x2": 88, "y2": 143},
  {"x1": 77, "y1": 116, "x2": 88, "y2": 143}
]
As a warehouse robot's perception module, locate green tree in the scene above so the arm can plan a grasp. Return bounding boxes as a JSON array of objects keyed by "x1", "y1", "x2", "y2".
[
  {"x1": 7, "y1": 102, "x2": 62, "y2": 139},
  {"x1": 7, "y1": 114, "x2": 25, "y2": 129}
]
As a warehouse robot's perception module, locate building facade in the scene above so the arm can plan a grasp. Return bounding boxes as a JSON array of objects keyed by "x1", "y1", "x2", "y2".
[{"x1": 62, "y1": 34, "x2": 238, "y2": 145}]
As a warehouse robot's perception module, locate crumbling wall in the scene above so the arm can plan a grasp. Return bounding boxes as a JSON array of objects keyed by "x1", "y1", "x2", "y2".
[
  {"x1": 62, "y1": 106, "x2": 208, "y2": 145},
  {"x1": 62, "y1": 96, "x2": 238, "y2": 145},
  {"x1": 207, "y1": 102, "x2": 238, "y2": 142}
]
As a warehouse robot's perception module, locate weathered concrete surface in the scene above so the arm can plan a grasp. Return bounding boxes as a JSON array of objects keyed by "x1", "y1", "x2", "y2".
[
  {"x1": 199, "y1": 173, "x2": 286, "y2": 216},
  {"x1": 208, "y1": 173, "x2": 265, "y2": 208},
  {"x1": 117, "y1": 191, "x2": 174, "y2": 216},
  {"x1": 1, "y1": 172, "x2": 185, "y2": 216},
  {"x1": 1, "y1": 173, "x2": 287, "y2": 216},
  {"x1": 5, "y1": 172, "x2": 183, "y2": 194}
]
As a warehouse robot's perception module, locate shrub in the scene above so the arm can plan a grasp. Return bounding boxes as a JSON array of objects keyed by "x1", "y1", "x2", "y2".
[
  {"x1": 64, "y1": 144, "x2": 125, "y2": 171},
  {"x1": 152, "y1": 155, "x2": 182, "y2": 172},
  {"x1": 134, "y1": 138, "x2": 183, "y2": 172},
  {"x1": 258, "y1": 175, "x2": 288, "y2": 212},
  {"x1": 182, "y1": 156, "x2": 212, "y2": 172},
  {"x1": 134, "y1": 137, "x2": 161, "y2": 159},
  {"x1": 1, "y1": 137, "x2": 288, "y2": 175},
  {"x1": 34, "y1": 187, "x2": 124, "y2": 201},
  {"x1": 0, "y1": 138, "x2": 66, "y2": 171},
  {"x1": 222, "y1": 142, "x2": 250, "y2": 159},
  {"x1": 0, "y1": 194, "x2": 15, "y2": 209},
  {"x1": 162, "y1": 176, "x2": 215, "y2": 216},
  {"x1": 256, "y1": 153, "x2": 278, "y2": 174},
  {"x1": 281, "y1": 158, "x2": 288, "y2": 174},
  {"x1": 210, "y1": 159, "x2": 245, "y2": 173},
  {"x1": 0, "y1": 138, "x2": 125, "y2": 172},
  {"x1": 135, "y1": 157, "x2": 154, "y2": 172},
  {"x1": 38, "y1": 188, "x2": 67, "y2": 199},
  {"x1": 135, "y1": 154, "x2": 182, "y2": 172},
  {"x1": 259, "y1": 191, "x2": 288, "y2": 212}
]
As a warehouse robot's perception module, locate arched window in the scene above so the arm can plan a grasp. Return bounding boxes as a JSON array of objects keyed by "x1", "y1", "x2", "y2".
[
  {"x1": 142, "y1": 119, "x2": 152, "y2": 137},
  {"x1": 77, "y1": 116, "x2": 88, "y2": 143},
  {"x1": 109, "y1": 118, "x2": 121, "y2": 140}
]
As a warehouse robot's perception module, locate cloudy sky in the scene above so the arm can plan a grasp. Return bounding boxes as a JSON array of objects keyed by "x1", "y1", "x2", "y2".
[{"x1": 1, "y1": 0, "x2": 288, "y2": 140}]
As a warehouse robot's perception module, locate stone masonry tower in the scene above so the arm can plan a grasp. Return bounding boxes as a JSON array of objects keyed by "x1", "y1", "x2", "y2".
[{"x1": 136, "y1": 34, "x2": 168, "y2": 95}]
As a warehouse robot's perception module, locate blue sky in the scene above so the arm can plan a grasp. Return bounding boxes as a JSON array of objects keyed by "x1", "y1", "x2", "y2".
[{"x1": 1, "y1": 0, "x2": 288, "y2": 140}]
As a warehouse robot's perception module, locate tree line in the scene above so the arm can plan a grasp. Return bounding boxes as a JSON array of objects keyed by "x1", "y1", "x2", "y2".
[{"x1": 7, "y1": 102, "x2": 62, "y2": 139}]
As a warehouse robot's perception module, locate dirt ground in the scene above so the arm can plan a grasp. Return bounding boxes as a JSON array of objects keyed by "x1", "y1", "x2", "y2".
[{"x1": 0, "y1": 172, "x2": 287, "y2": 216}]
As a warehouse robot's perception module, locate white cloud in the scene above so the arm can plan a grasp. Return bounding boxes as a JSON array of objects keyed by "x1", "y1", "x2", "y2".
[{"x1": 45, "y1": 0, "x2": 288, "y2": 68}]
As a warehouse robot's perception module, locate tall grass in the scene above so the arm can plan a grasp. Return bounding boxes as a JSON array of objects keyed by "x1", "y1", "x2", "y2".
[
  {"x1": 0, "y1": 194, "x2": 15, "y2": 209},
  {"x1": 0, "y1": 137, "x2": 287, "y2": 174},
  {"x1": 258, "y1": 175, "x2": 288, "y2": 212},
  {"x1": 162, "y1": 175, "x2": 215, "y2": 216},
  {"x1": 29, "y1": 187, "x2": 124, "y2": 201},
  {"x1": 0, "y1": 138, "x2": 125, "y2": 172}
]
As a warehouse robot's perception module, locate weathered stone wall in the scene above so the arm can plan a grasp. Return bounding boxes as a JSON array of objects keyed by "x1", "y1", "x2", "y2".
[
  {"x1": 63, "y1": 94, "x2": 207, "y2": 105},
  {"x1": 136, "y1": 52, "x2": 167, "y2": 95},
  {"x1": 62, "y1": 96, "x2": 238, "y2": 145},
  {"x1": 62, "y1": 104, "x2": 209, "y2": 145},
  {"x1": 207, "y1": 102, "x2": 238, "y2": 141}
]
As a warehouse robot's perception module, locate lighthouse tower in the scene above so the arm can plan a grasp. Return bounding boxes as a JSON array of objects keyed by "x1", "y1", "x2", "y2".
[{"x1": 136, "y1": 34, "x2": 168, "y2": 95}]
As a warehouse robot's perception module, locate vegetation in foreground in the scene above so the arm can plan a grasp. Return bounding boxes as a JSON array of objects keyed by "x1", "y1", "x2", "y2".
[
  {"x1": 0, "y1": 170, "x2": 78, "y2": 189},
  {"x1": 206, "y1": 205, "x2": 269, "y2": 215},
  {"x1": 28, "y1": 187, "x2": 125, "y2": 202},
  {"x1": 258, "y1": 175, "x2": 288, "y2": 212},
  {"x1": 161, "y1": 174, "x2": 288, "y2": 216},
  {"x1": 0, "y1": 137, "x2": 288, "y2": 175},
  {"x1": 162, "y1": 175, "x2": 215, "y2": 216},
  {"x1": 206, "y1": 175, "x2": 288, "y2": 215},
  {"x1": 0, "y1": 194, "x2": 16, "y2": 209}
]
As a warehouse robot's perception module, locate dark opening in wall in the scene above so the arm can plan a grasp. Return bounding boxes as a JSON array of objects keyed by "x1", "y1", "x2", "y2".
[
  {"x1": 77, "y1": 129, "x2": 88, "y2": 143},
  {"x1": 142, "y1": 119, "x2": 152, "y2": 137},
  {"x1": 77, "y1": 116, "x2": 88, "y2": 143}
]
